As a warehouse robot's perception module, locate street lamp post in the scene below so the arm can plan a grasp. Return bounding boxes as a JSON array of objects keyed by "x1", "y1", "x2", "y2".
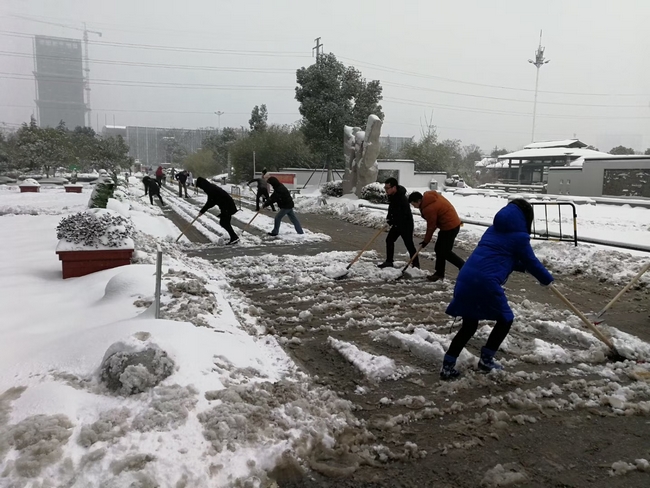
[
  {"x1": 528, "y1": 30, "x2": 550, "y2": 143},
  {"x1": 214, "y1": 111, "x2": 224, "y2": 131}
]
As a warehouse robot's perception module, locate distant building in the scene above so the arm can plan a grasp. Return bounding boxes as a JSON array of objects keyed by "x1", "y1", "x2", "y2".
[
  {"x1": 102, "y1": 125, "x2": 220, "y2": 167},
  {"x1": 34, "y1": 35, "x2": 86, "y2": 129},
  {"x1": 478, "y1": 139, "x2": 650, "y2": 197}
]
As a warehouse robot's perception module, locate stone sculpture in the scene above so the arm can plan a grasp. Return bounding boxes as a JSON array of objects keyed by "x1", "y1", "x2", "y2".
[{"x1": 342, "y1": 114, "x2": 383, "y2": 197}]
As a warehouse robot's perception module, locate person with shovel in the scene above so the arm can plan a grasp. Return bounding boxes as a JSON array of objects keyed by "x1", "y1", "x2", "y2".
[
  {"x1": 262, "y1": 176, "x2": 304, "y2": 236},
  {"x1": 440, "y1": 199, "x2": 554, "y2": 380},
  {"x1": 196, "y1": 177, "x2": 240, "y2": 245},
  {"x1": 408, "y1": 191, "x2": 464, "y2": 282},
  {"x1": 377, "y1": 178, "x2": 419, "y2": 269},
  {"x1": 248, "y1": 169, "x2": 275, "y2": 212},
  {"x1": 142, "y1": 176, "x2": 164, "y2": 206}
]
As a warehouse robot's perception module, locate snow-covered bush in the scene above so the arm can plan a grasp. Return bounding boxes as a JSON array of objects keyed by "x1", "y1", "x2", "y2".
[
  {"x1": 361, "y1": 182, "x2": 388, "y2": 204},
  {"x1": 56, "y1": 209, "x2": 134, "y2": 249},
  {"x1": 321, "y1": 180, "x2": 343, "y2": 197},
  {"x1": 89, "y1": 180, "x2": 115, "y2": 209}
]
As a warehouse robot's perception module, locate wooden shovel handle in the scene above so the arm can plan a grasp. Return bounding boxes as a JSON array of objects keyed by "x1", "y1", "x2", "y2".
[
  {"x1": 400, "y1": 244, "x2": 425, "y2": 273},
  {"x1": 175, "y1": 214, "x2": 200, "y2": 243},
  {"x1": 596, "y1": 261, "x2": 650, "y2": 318},
  {"x1": 242, "y1": 211, "x2": 261, "y2": 234},
  {"x1": 346, "y1": 225, "x2": 388, "y2": 270},
  {"x1": 549, "y1": 284, "x2": 615, "y2": 350}
]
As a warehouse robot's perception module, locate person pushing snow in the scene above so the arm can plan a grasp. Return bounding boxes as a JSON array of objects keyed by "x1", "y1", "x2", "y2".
[
  {"x1": 262, "y1": 176, "x2": 304, "y2": 236},
  {"x1": 142, "y1": 176, "x2": 164, "y2": 206},
  {"x1": 377, "y1": 177, "x2": 419, "y2": 269},
  {"x1": 196, "y1": 177, "x2": 240, "y2": 245},
  {"x1": 440, "y1": 199, "x2": 554, "y2": 380}
]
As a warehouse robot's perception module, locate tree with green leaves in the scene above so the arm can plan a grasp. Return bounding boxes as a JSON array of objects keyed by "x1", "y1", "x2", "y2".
[
  {"x1": 295, "y1": 53, "x2": 383, "y2": 176},
  {"x1": 609, "y1": 145, "x2": 636, "y2": 155},
  {"x1": 182, "y1": 149, "x2": 218, "y2": 178},
  {"x1": 202, "y1": 127, "x2": 240, "y2": 174},
  {"x1": 229, "y1": 124, "x2": 312, "y2": 182},
  {"x1": 249, "y1": 104, "x2": 268, "y2": 132},
  {"x1": 94, "y1": 135, "x2": 133, "y2": 183},
  {"x1": 490, "y1": 146, "x2": 509, "y2": 158}
]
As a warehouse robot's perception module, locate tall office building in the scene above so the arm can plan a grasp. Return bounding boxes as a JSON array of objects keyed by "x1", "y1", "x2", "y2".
[{"x1": 34, "y1": 35, "x2": 86, "y2": 128}]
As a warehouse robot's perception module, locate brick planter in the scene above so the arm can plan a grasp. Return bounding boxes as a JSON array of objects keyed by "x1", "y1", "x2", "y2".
[
  {"x1": 56, "y1": 249, "x2": 134, "y2": 279},
  {"x1": 64, "y1": 185, "x2": 83, "y2": 193},
  {"x1": 19, "y1": 186, "x2": 40, "y2": 193}
]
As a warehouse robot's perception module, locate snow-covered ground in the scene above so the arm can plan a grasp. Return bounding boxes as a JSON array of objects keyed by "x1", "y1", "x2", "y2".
[
  {"x1": 1, "y1": 180, "x2": 648, "y2": 486},
  {"x1": 0, "y1": 183, "x2": 349, "y2": 487}
]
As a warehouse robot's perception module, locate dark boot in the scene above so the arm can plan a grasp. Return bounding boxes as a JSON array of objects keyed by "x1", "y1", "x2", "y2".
[
  {"x1": 478, "y1": 347, "x2": 503, "y2": 373},
  {"x1": 377, "y1": 261, "x2": 394, "y2": 269},
  {"x1": 440, "y1": 354, "x2": 461, "y2": 380}
]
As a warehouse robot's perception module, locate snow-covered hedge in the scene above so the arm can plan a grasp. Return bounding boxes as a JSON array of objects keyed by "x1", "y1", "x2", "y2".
[
  {"x1": 361, "y1": 182, "x2": 389, "y2": 204},
  {"x1": 56, "y1": 209, "x2": 134, "y2": 249},
  {"x1": 320, "y1": 180, "x2": 343, "y2": 197}
]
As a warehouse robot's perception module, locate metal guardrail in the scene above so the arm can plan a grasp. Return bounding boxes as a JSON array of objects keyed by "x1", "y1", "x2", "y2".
[
  {"x1": 531, "y1": 202, "x2": 578, "y2": 247},
  {"x1": 230, "y1": 185, "x2": 242, "y2": 210}
]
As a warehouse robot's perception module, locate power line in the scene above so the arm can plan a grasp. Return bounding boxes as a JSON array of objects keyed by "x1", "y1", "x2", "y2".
[
  {"x1": 340, "y1": 56, "x2": 650, "y2": 98},
  {"x1": 0, "y1": 103, "x2": 298, "y2": 116},
  {"x1": 382, "y1": 96, "x2": 650, "y2": 120},
  {"x1": 382, "y1": 81, "x2": 648, "y2": 109},
  {"x1": 0, "y1": 50, "x2": 295, "y2": 74},
  {"x1": 0, "y1": 72, "x2": 294, "y2": 91},
  {"x1": 0, "y1": 30, "x2": 311, "y2": 58}
]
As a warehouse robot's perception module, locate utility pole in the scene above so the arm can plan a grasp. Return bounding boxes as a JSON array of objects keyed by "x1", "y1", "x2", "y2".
[
  {"x1": 214, "y1": 111, "x2": 224, "y2": 131},
  {"x1": 528, "y1": 30, "x2": 550, "y2": 142},
  {"x1": 312, "y1": 37, "x2": 323, "y2": 63},
  {"x1": 83, "y1": 23, "x2": 103, "y2": 128}
]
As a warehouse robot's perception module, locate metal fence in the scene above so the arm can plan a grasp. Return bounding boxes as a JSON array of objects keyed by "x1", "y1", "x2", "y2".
[
  {"x1": 531, "y1": 202, "x2": 578, "y2": 246},
  {"x1": 230, "y1": 185, "x2": 242, "y2": 210}
]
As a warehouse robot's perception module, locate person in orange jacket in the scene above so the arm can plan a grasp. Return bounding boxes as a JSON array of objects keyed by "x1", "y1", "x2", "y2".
[{"x1": 408, "y1": 191, "x2": 465, "y2": 282}]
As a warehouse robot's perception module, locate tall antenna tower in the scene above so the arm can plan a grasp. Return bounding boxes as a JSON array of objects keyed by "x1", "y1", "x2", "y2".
[
  {"x1": 83, "y1": 23, "x2": 103, "y2": 127},
  {"x1": 528, "y1": 30, "x2": 550, "y2": 142}
]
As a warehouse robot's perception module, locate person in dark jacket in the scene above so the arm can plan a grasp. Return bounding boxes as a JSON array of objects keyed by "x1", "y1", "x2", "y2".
[
  {"x1": 248, "y1": 169, "x2": 275, "y2": 211},
  {"x1": 378, "y1": 177, "x2": 419, "y2": 269},
  {"x1": 196, "y1": 177, "x2": 239, "y2": 245},
  {"x1": 175, "y1": 170, "x2": 189, "y2": 198},
  {"x1": 440, "y1": 199, "x2": 554, "y2": 380},
  {"x1": 409, "y1": 191, "x2": 464, "y2": 281},
  {"x1": 262, "y1": 176, "x2": 304, "y2": 236},
  {"x1": 142, "y1": 176, "x2": 164, "y2": 206}
]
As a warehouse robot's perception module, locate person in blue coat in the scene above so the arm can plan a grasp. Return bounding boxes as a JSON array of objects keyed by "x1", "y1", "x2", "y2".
[{"x1": 441, "y1": 199, "x2": 554, "y2": 380}]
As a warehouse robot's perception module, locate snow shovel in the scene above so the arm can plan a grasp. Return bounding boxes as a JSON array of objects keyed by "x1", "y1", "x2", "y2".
[
  {"x1": 548, "y1": 284, "x2": 628, "y2": 362},
  {"x1": 591, "y1": 261, "x2": 650, "y2": 325},
  {"x1": 242, "y1": 211, "x2": 261, "y2": 234},
  {"x1": 395, "y1": 244, "x2": 426, "y2": 281},
  {"x1": 175, "y1": 214, "x2": 201, "y2": 243},
  {"x1": 333, "y1": 225, "x2": 388, "y2": 280}
]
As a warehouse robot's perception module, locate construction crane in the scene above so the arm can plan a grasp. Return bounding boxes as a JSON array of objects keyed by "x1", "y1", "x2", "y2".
[{"x1": 10, "y1": 14, "x2": 102, "y2": 127}]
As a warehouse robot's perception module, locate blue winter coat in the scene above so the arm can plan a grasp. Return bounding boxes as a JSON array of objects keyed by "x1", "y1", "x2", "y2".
[{"x1": 446, "y1": 203, "x2": 554, "y2": 322}]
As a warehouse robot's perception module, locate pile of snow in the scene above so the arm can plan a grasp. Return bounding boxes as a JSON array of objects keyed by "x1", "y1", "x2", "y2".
[{"x1": 328, "y1": 337, "x2": 405, "y2": 381}]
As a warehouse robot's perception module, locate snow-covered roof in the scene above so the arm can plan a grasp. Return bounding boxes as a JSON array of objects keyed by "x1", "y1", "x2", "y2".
[
  {"x1": 498, "y1": 147, "x2": 619, "y2": 160},
  {"x1": 524, "y1": 139, "x2": 586, "y2": 149},
  {"x1": 475, "y1": 157, "x2": 497, "y2": 167},
  {"x1": 103, "y1": 125, "x2": 127, "y2": 130}
]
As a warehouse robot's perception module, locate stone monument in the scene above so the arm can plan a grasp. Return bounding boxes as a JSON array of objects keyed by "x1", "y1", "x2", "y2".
[{"x1": 342, "y1": 114, "x2": 383, "y2": 197}]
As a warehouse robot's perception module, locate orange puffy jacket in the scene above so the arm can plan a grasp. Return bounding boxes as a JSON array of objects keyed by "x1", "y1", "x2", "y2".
[{"x1": 419, "y1": 191, "x2": 461, "y2": 243}]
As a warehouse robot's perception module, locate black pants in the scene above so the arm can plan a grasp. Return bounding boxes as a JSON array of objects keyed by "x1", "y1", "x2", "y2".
[
  {"x1": 156, "y1": 176, "x2": 163, "y2": 187},
  {"x1": 256, "y1": 188, "x2": 274, "y2": 211},
  {"x1": 386, "y1": 225, "x2": 419, "y2": 268},
  {"x1": 149, "y1": 192, "x2": 164, "y2": 206},
  {"x1": 447, "y1": 317, "x2": 513, "y2": 358},
  {"x1": 178, "y1": 181, "x2": 188, "y2": 197},
  {"x1": 219, "y1": 212, "x2": 238, "y2": 241},
  {"x1": 434, "y1": 225, "x2": 465, "y2": 277}
]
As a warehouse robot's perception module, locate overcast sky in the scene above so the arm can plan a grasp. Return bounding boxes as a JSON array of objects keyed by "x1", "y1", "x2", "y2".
[{"x1": 1, "y1": 0, "x2": 649, "y2": 153}]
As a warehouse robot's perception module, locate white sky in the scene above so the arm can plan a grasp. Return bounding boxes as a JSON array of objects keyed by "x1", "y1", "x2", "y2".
[{"x1": 1, "y1": 0, "x2": 649, "y2": 153}]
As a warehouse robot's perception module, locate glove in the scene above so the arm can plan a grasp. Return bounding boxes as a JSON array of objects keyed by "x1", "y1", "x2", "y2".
[{"x1": 419, "y1": 241, "x2": 429, "y2": 248}]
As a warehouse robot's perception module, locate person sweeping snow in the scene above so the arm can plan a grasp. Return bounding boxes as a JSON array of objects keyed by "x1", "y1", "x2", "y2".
[
  {"x1": 196, "y1": 177, "x2": 240, "y2": 245},
  {"x1": 440, "y1": 199, "x2": 554, "y2": 380},
  {"x1": 142, "y1": 176, "x2": 164, "y2": 206},
  {"x1": 377, "y1": 177, "x2": 419, "y2": 269},
  {"x1": 262, "y1": 176, "x2": 304, "y2": 236},
  {"x1": 408, "y1": 190, "x2": 464, "y2": 282},
  {"x1": 247, "y1": 169, "x2": 275, "y2": 211}
]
